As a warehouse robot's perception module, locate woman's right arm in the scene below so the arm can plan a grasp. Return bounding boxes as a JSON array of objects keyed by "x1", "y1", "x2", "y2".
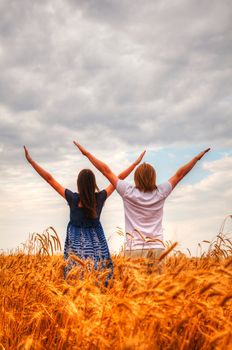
[
  {"x1": 24, "y1": 146, "x2": 66, "y2": 198},
  {"x1": 73, "y1": 141, "x2": 145, "y2": 194},
  {"x1": 169, "y1": 148, "x2": 210, "y2": 189},
  {"x1": 73, "y1": 141, "x2": 118, "y2": 186}
]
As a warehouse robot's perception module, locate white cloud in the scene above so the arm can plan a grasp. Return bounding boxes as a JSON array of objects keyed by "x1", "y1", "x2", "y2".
[{"x1": 164, "y1": 156, "x2": 232, "y2": 253}]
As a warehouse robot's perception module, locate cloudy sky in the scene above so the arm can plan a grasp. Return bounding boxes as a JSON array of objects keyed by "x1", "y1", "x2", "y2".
[{"x1": 0, "y1": 0, "x2": 231, "y2": 255}]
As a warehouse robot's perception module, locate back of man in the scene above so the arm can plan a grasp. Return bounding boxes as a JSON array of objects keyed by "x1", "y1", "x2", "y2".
[{"x1": 116, "y1": 180, "x2": 173, "y2": 254}]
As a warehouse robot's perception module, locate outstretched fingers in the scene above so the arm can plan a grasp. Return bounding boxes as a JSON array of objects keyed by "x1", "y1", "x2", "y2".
[
  {"x1": 197, "y1": 148, "x2": 211, "y2": 160},
  {"x1": 23, "y1": 145, "x2": 30, "y2": 160},
  {"x1": 135, "y1": 150, "x2": 146, "y2": 165},
  {"x1": 73, "y1": 140, "x2": 88, "y2": 156}
]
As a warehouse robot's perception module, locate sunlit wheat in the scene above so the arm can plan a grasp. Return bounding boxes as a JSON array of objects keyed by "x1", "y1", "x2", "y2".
[{"x1": 0, "y1": 226, "x2": 232, "y2": 349}]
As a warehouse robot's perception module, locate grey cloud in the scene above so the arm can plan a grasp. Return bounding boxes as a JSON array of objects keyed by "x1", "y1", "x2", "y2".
[
  {"x1": 67, "y1": 0, "x2": 130, "y2": 24},
  {"x1": 0, "y1": 0, "x2": 232, "y2": 168}
]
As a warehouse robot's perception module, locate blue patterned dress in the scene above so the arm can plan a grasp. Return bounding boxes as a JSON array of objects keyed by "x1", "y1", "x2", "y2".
[{"x1": 64, "y1": 189, "x2": 113, "y2": 285}]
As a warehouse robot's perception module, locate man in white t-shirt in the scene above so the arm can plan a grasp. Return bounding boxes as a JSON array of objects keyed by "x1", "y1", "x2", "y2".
[
  {"x1": 73, "y1": 141, "x2": 210, "y2": 259},
  {"x1": 116, "y1": 176, "x2": 172, "y2": 256}
]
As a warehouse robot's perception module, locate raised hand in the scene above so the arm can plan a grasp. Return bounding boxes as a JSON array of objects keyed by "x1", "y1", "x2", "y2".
[
  {"x1": 23, "y1": 146, "x2": 32, "y2": 163},
  {"x1": 134, "y1": 150, "x2": 146, "y2": 165},
  {"x1": 169, "y1": 147, "x2": 211, "y2": 189},
  {"x1": 23, "y1": 146, "x2": 65, "y2": 198},
  {"x1": 196, "y1": 148, "x2": 211, "y2": 161},
  {"x1": 73, "y1": 141, "x2": 89, "y2": 156}
]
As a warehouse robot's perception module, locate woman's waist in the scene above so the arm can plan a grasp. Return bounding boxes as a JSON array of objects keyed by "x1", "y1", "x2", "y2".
[{"x1": 68, "y1": 219, "x2": 101, "y2": 228}]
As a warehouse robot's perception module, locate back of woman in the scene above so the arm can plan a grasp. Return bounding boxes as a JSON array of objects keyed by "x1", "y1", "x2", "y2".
[
  {"x1": 64, "y1": 184, "x2": 112, "y2": 278},
  {"x1": 24, "y1": 143, "x2": 146, "y2": 286}
]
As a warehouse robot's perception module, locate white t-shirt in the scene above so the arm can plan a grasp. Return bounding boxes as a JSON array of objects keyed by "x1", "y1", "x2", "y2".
[{"x1": 116, "y1": 180, "x2": 173, "y2": 250}]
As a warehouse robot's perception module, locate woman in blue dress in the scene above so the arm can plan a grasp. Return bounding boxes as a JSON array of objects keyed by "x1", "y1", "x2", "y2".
[{"x1": 23, "y1": 146, "x2": 145, "y2": 285}]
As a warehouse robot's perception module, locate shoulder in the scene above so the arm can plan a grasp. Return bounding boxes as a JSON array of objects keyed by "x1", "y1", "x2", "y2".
[
  {"x1": 65, "y1": 189, "x2": 78, "y2": 206},
  {"x1": 97, "y1": 189, "x2": 107, "y2": 203},
  {"x1": 157, "y1": 181, "x2": 173, "y2": 198},
  {"x1": 116, "y1": 180, "x2": 134, "y2": 197}
]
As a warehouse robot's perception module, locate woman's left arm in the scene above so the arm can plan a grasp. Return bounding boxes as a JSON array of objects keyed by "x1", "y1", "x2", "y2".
[
  {"x1": 73, "y1": 141, "x2": 145, "y2": 197},
  {"x1": 24, "y1": 146, "x2": 66, "y2": 198}
]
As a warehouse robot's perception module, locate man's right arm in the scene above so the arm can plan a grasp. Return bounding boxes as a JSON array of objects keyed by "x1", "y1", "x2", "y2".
[{"x1": 169, "y1": 148, "x2": 210, "y2": 189}]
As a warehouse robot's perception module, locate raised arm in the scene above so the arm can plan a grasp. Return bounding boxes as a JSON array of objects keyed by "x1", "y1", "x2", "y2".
[
  {"x1": 23, "y1": 146, "x2": 65, "y2": 198},
  {"x1": 73, "y1": 141, "x2": 145, "y2": 196},
  {"x1": 104, "y1": 150, "x2": 146, "y2": 197},
  {"x1": 169, "y1": 148, "x2": 210, "y2": 189}
]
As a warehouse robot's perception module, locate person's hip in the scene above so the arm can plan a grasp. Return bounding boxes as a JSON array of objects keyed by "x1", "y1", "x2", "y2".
[{"x1": 124, "y1": 248, "x2": 164, "y2": 259}]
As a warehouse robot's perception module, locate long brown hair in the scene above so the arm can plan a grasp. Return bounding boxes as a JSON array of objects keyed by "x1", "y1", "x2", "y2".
[
  {"x1": 77, "y1": 169, "x2": 99, "y2": 218},
  {"x1": 134, "y1": 163, "x2": 157, "y2": 192}
]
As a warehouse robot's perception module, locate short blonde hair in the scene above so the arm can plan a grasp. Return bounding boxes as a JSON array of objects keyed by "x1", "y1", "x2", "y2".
[{"x1": 134, "y1": 163, "x2": 157, "y2": 192}]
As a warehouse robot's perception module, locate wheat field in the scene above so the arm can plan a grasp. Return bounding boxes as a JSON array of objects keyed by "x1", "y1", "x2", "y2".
[{"x1": 0, "y1": 228, "x2": 232, "y2": 350}]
